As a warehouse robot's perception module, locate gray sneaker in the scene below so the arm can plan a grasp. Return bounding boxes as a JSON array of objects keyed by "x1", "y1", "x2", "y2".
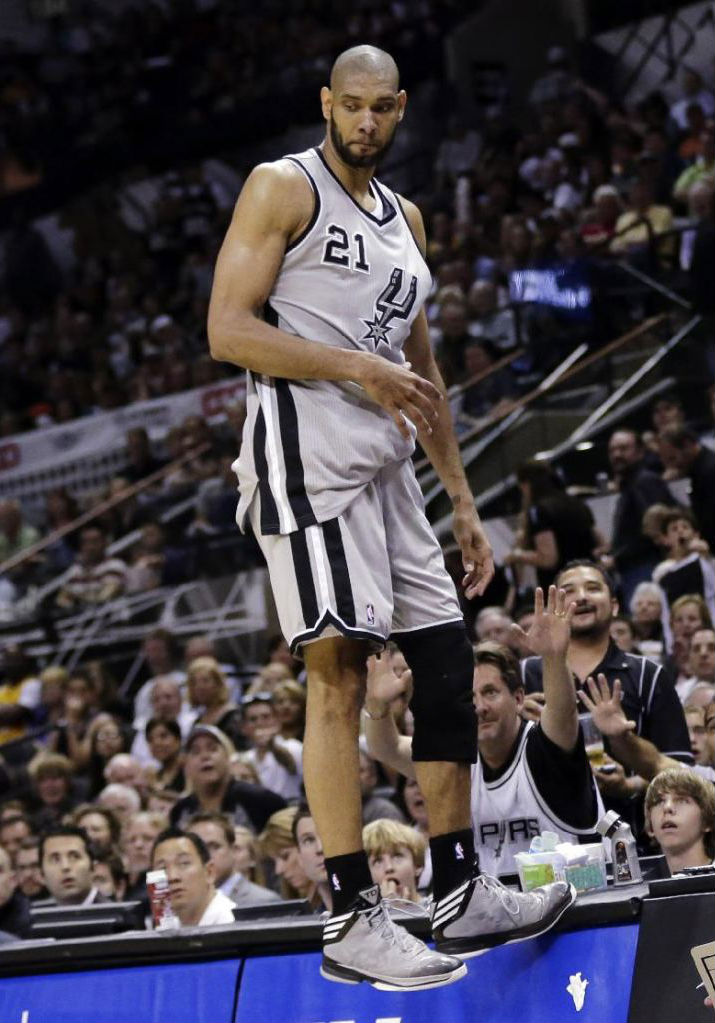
[
  {"x1": 321, "y1": 885, "x2": 467, "y2": 991},
  {"x1": 432, "y1": 874, "x2": 576, "y2": 958}
]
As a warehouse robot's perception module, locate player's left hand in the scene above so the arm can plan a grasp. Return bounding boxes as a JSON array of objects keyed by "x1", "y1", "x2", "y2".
[{"x1": 453, "y1": 503, "x2": 494, "y2": 599}]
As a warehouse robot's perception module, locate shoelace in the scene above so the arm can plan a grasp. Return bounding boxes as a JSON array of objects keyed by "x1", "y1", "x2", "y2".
[
  {"x1": 477, "y1": 874, "x2": 524, "y2": 918},
  {"x1": 364, "y1": 901, "x2": 428, "y2": 957}
]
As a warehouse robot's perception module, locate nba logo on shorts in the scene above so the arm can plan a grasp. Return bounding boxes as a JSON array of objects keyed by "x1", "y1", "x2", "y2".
[{"x1": 366, "y1": 603, "x2": 375, "y2": 625}]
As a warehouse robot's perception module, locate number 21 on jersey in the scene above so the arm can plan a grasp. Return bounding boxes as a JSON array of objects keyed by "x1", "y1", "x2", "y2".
[{"x1": 321, "y1": 224, "x2": 370, "y2": 273}]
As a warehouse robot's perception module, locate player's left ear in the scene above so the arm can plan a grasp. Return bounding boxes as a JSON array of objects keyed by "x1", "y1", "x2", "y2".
[
  {"x1": 320, "y1": 86, "x2": 332, "y2": 122},
  {"x1": 396, "y1": 90, "x2": 407, "y2": 121}
]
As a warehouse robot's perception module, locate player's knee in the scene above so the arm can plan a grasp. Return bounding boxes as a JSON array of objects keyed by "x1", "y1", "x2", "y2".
[
  {"x1": 305, "y1": 641, "x2": 367, "y2": 717},
  {"x1": 395, "y1": 624, "x2": 477, "y2": 763}
]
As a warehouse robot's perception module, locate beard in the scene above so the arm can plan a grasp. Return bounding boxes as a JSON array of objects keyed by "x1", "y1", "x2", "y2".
[{"x1": 329, "y1": 113, "x2": 398, "y2": 169}]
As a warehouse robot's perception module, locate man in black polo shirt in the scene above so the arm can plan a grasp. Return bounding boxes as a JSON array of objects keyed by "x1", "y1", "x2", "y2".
[
  {"x1": 521, "y1": 561, "x2": 692, "y2": 765},
  {"x1": 170, "y1": 725, "x2": 286, "y2": 832}
]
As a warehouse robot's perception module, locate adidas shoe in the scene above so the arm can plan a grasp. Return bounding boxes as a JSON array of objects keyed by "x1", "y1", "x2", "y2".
[
  {"x1": 321, "y1": 885, "x2": 467, "y2": 991},
  {"x1": 432, "y1": 873, "x2": 576, "y2": 958}
]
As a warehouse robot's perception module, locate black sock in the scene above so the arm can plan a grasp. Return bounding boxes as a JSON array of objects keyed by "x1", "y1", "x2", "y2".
[
  {"x1": 430, "y1": 829, "x2": 476, "y2": 901},
  {"x1": 324, "y1": 850, "x2": 374, "y2": 915}
]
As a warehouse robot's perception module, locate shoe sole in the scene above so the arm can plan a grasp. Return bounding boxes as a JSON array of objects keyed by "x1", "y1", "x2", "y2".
[
  {"x1": 320, "y1": 958, "x2": 467, "y2": 992},
  {"x1": 434, "y1": 884, "x2": 577, "y2": 959}
]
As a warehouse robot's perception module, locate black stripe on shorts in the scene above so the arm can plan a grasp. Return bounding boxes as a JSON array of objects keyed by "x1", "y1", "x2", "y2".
[
  {"x1": 289, "y1": 530, "x2": 319, "y2": 628},
  {"x1": 322, "y1": 518, "x2": 356, "y2": 627},
  {"x1": 275, "y1": 378, "x2": 317, "y2": 528},
  {"x1": 253, "y1": 404, "x2": 279, "y2": 533}
]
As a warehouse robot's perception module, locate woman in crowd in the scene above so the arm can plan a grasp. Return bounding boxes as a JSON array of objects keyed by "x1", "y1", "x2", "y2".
[
  {"x1": 273, "y1": 680, "x2": 306, "y2": 743},
  {"x1": 258, "y1": 807, "x2": 310, "y2": 901},
  {"x1": 27, "y1": 752, "x2": 82, "y2": 831},
  {"x1": 187, "y1": 656, "x2": 242, "y2": 749},
  {"x1": 144, "y1": 718, "x2": 186, "y2": 793},
  {"x1": 234, "y1": 825, "x2": 270, "y2": 890},
  {"x1": 86, "y1": 714, "x2": 134, "y2": 797},
  {"x1": 504, "y1": 460, "x2": 599, "y2": 592},
  {"x1": 73, "y1": 803, "x2": 122, "y2": 853}
]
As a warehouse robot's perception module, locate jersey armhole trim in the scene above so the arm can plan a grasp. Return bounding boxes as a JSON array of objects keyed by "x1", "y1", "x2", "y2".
[
  {"x1": 284, "y1": 158, "x2": 321, "y2": 253},
  {"x1": 394, "y1": 194, "x2": 431, "y2": 276}
]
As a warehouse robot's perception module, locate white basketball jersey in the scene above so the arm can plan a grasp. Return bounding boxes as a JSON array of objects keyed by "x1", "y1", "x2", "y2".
[
  {"x1": 234, "y1": 146, "x2": 432, "y2": 535},
  {"x1": 470, "y1": 722, "x2": 604, "y2": 877}
]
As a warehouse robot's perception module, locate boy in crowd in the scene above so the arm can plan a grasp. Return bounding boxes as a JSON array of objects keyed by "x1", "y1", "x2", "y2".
[
  {"x1": 364, "y1": 819, "x2": 427, "y2": 905},
  {"x1": 645, "y1": 767, "x2": 714, "y2": 875}
]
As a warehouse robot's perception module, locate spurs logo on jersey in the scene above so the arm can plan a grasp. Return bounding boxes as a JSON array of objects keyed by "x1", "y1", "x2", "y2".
[{"x1": 360, "y1": 267, "x2": 418, "y2": 349}]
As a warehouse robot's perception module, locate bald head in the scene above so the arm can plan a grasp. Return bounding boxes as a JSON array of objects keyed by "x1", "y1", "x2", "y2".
[{"x1": 330, "y1": 46, "x2": 399, "y2": 93}]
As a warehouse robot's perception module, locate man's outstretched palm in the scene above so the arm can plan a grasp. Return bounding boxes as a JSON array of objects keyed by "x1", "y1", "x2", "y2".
[
  {"x1": 510, "y1": 585, "x2": 575, "y2": 658},
  {"x1": 578, "y1": 674, "x2": 636, "y2": 737}
]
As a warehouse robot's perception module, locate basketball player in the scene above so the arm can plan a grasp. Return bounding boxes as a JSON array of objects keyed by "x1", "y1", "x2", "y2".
[{"x1": 208, "y1": 45, "x2": 574, "y2": 990}]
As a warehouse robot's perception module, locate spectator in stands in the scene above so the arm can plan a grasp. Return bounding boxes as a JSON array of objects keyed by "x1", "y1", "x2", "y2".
[
  {"x1": 645, "y1": 767, "x2": 715, "y2": 874},
  {"x1": 474, "y1": 606, "x2": 515, "y2": 647},
  {"x1": 104, "y1": 753, "x2": 147, "y2": 803},
  {"x1": 685, "y1": 706, "x2": 710, "y2": 766},
  {"x1": 125, "y1": 522, "x2": 187, "y2": 593},
  {"x1": 233, "y1": 826, "x2": 271, "y2": 893},
  {"x1": 363, "y1": 819, "x2": 427, "y2": 906},
  {"x1": 86, "y1": 715, "x2": 134, "y2": 797},
  {"x1": 45, "y1": 668, "x2": 98, "y2": 769},
  {"x1": 187, "y1": 657, "x2": 242, "y2": 751},
  {"x1": 459, "y1": 340, "x2": 517, "y2": 421},
  {"x1": 670, "y1": 70, "x2": 715, "y2": 130},
  {"x1": 366, "y1": 587, "x2": 602, "y2": 874},
  {"x1": 521, "y1": 563, "x2": 691, "y2": 795},
  {"x1": 40, "y1": 826, "x2": 108, "y2": 906},
  {"x1": 0, "y1": 644, "x2": 42, "y2": 751},
  {"x1": 505, "y1": 460, "x2": 599, "y2": 591},
  {"x1": 27, "y1": 753, "x2": 81, "y2": 831},
  {"x1": 189, "y1": 453, "x2": 242, "y2": 536},
  {"x1": 123, "y1": 811, "x2": 167, "y2": 901},
  {"x1": 150, "y1": 827, "x2": 236, "y2": 926},
  {"x1": 55, "y1": 524, "x2": 127, "y2": 610},
  {"x1": 467, "y1": 280, "x2": 518, "y2": 353},
  {"x1": 669, "y1": 595, "x2": 714, "y2": 696},
  {"x1": 629, "y1": 581, "x2": 667, "y2": 651},
  {"x1": 0, "y1": 499, "x2": 40, "y2": 567},
  {"x1": 434, "y1": 300, "x2": 471, "y2": 387},
  {"x1": 580, "y1": 184, "x2": 622, "y2": 248},
  {"x1": 658, "y1": 425, "x2": 715, "y2": 550},
  {"x1": 14, "y1": 838, "x2": 48, "y2": 901},
  {"x1": 291, "y1": 805, "x2": 331, "y2": 914},
  {"x1": 358, "y1": 749, "x2": 405, "y2": 826},
  {"x1": 690, "y1": 628, "x2": 715, "y2": 687},
  {"x1": 92, "y1": 849, "x2": 128, "y2": 902},
  {"x1": 171, "y1": 725, "x2": 285, "y2": 832},
  {"x1": 258, "y1": 807, "x2": 309, "y2": 901},
  {"x1": 131, "y1": 676, "x2": 196, "y2": 768},
  {"x1": 183, "y1": 635, "x2": 242, "y2": 704},
  {"x1": 0, "y1": 815, "x2": 34, "y2": 863},
  {"x1": 653, "y1": 508, "x2": 715, "y2": 620},
  {"x1": 187, "y1": 812, "x2": 279, "y2": 908},
  {"x1": 241, "y1": 693, "x2": 302, "y2": 803},
  {"x1": 122, "y1": 427, "x2": 166, "y2": 484},
  {"x1": 144, "y1": 719, "x2": 186, "y2": 793},
  {"x1": 0, "y1": 845, "x2": 30, "y2": 938},
  {"x1": 606, "y1": 429, "x2": 675, "y2": 603},
  {"x1": 132, "y1": 629, "x2": 186, "y2": 725},
  {"x1": 97, "y1": 783, "x2": 142, "y2": 826},
  {"x1": 273, "y1": 681, "x2": 306, "y2": 743},
  {"x1": 610, "y1": 179, "x2": 674, "y2": 266},
  {"x1": 673, "y1": 125, "x2": 714, "y2": 202},
  {"x1": 609, "y1": 615, "x2": 639, "y2": 654},
  {"x1": 73, "y1": 805, "x2": 121, "y2": 854},
  {"x1": 42, "y1": 488, "x2": 80, "y2": 575}
]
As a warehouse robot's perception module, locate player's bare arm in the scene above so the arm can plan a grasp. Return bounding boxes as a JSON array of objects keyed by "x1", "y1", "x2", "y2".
[
  {"x1": 208, "y1": 162, "x2": 441, "y2": 436},
  {"x1": 400, "y1": 196, "x2": 494, "y2": 598}
]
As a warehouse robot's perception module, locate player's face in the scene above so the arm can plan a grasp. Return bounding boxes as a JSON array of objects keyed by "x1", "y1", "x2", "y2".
[{"x1": 324, "y1": 76, "x2": 405, "y2": 169}]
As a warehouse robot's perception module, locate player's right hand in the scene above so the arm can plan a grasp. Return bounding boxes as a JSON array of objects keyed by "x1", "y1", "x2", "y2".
[{"x1": 357, "y1": 354, "x2": 442, "y2": 440}]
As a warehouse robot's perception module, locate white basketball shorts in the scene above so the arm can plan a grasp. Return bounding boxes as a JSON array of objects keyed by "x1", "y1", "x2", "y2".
[{"x1": 249, "y1": 457, "x2": 463, "y2": 655}]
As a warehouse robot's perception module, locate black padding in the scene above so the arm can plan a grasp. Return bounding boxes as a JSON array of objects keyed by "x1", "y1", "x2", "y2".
[{"x1": 395, "y1": 623, "x2": 477, "y2": 763}]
